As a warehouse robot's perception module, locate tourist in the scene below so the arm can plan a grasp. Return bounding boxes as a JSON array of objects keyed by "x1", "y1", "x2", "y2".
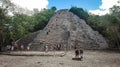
[
  {"x1": 11, "y1": 45, "x2": 14, "y2": 51},
  {"x1": 14, "y1": 42, "x2": 18, "y2": 51},
  {"x1": 57, "y1": 44, "x2": 61, "y2": 50},
  {"x1": 75, "y1": 49, "x2": 79, "y2": 58},
  {"x1": 45, "y1": 44, "x2": 48, "y2": 52},
  {"x1": 27, "y1": 46, "x2": 30, "y2": 51},
  {"x1": 6, "y1": 45, "x2": 11, "y2": 51},
  {"x1": 79, "y1": 49, "x2": 83, "y2": 61},
  {"x1": 20, "y1": 45, "x2": 24, "y2": 50}
]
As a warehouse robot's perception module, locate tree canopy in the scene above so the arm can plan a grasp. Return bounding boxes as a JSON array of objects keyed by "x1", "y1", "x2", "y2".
[
  {"x1": 69, "y1": 6, "x2": 89, "y2": 21},
  {"x1": 0, "y1": 1, "x2": 56, "y2": 51},
  {"x1": 87, "y1": 5, "x2": 120, "y2": 49}
]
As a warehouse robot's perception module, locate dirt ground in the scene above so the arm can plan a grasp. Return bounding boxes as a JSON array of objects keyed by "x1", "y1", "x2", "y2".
[{"x1": 0, "y1": 50, "x2": 120, "y2": 67}]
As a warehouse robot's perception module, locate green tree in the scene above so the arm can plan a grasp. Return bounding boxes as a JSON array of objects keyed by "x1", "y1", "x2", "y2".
[
  {"x1": 87, "y1": 5, "x2": 120, "y2": 50},
  {"x1": 51, "y1": 6, "x2": 57, "y2": 12},
  {"x1": 33, "y1": 7, "x2": 56, "y2": 31},
  {"x1": 69, "y1": 6, "x2": 89, "y2": 21},
  {"x1": 0, "y1": 0, "x2": 57, "y2": 51},
  {"x1": 105, "y1": 5, "x2": 120, "y2": 49},
  {"x1": 0, "y1": 7, "x2": 12, "y2": 51}
]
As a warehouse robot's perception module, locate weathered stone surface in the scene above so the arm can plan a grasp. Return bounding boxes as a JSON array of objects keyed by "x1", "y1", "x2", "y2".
[
  {"x1": 30, "y1": 9, "x2": 108, "y2": 50},
  {"x1": 15, "y1": 31, "x2": 41, "y2": 50}
]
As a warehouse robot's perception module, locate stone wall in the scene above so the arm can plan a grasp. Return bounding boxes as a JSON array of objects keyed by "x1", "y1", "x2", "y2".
[
  {"x1": 15, "y1": 31, "x2": 41, "y2": 50},
  {"x1": 30, "y1": 9, "x2": 108, "y2": 51}
]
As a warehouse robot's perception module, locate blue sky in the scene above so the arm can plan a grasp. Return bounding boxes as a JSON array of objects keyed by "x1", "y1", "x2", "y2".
[
  {"x1": 48, "y1": 0, "x2": 102, "y2": 10},
  {"x1": 11, "y1": 0, "x2": 120, "y2": 15},
  {"x1": 47, "y1": 0, "x2": 119, "y2": 15}
]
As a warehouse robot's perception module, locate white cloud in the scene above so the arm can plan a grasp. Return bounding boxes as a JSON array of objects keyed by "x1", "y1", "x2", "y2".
[
  {"x1": 89, "y1": 9, "x2": 109, "y2": 15},
  {"x1": 11, "y1": 0, "x2": 49, "y2": 11},
  {"x1": 100, "y1": 0, "x2": 120, "y2": 9},
  {"x1": 89, "y1": 0, "x2": 120, "y2": 15}
]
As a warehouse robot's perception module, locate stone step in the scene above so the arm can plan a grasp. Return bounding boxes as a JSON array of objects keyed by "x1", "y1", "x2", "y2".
[{"x1": 0, "y1": 51, "x2": 65, "y2": 56}]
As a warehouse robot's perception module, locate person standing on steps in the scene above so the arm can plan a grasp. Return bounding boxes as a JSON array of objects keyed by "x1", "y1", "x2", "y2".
[
  {"x1": 57, "y1": 44, "x2": 61, "y2": 50},
  {"x1": 45, "y1": 44, "x2": 48, "y2": 52},
  {"x1": 27, "y1": 46, "x2": 30, "y2": 51}
]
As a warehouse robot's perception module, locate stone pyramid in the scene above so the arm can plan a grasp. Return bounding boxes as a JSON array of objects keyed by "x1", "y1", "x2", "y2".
[{"x1": 30, "y1": 9, "x2": 108, "y2": 51}]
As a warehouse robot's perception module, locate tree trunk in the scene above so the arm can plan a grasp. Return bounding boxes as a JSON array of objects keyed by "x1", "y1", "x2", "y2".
[{"x1": 0, "y1": 33, "x2": 4, "y2": 51}]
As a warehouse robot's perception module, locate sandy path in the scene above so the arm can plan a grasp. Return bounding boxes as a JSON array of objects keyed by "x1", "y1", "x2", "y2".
[{"x1": 0, "y1": 50, "x2": 120, "y2": 67}]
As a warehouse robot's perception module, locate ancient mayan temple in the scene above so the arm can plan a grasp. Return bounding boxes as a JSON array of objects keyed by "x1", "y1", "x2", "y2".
[{"x1": 16, "y1": 9, "x2": 108, "y2": 51}]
